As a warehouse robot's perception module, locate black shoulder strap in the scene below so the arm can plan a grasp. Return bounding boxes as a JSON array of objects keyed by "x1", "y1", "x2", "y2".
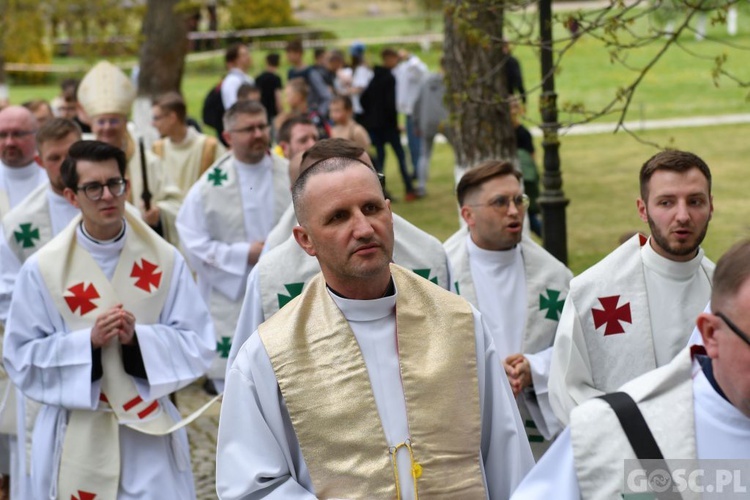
[{"x1": 598, "y1": 392, "x2": 664, "y2": 460}]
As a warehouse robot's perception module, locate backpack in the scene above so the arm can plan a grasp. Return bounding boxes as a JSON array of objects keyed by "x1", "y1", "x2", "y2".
[{"x1": 202, "y1": 80, "x2": 224, "y2": 130}]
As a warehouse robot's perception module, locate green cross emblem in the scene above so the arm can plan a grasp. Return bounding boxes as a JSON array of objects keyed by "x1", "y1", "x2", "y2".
[
  {"x1": 216, "y1": 336, "x2": 232, "y2": 358},
  {"x1": 208, "y1": 167, "x2": 228, "y2": 186},
  {"x1": 278, "y1": 282, "x2": 304, "y2": 308},
  {"x1": 412, "y1": 268, "x2": 438, "y2": 285},
  {"x1": 14, "y1": 223, "x2": 40, "y2": 249},
  {"x1": 539, "y1": 289, "x2": 565, "y2": 321}
]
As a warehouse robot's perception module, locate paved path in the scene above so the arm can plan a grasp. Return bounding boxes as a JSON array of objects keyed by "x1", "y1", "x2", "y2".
[{"x1": 176, "y1": 382, "x2": 222, "y2": 499}]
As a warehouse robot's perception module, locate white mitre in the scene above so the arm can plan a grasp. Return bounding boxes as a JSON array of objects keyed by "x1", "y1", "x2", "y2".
[{"x1": 77, "y1": 61, "x2": 136, "y2": 118}]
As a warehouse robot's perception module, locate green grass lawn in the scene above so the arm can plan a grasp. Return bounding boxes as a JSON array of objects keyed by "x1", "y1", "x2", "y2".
[{"x1": 6, "y1": 6, "x2": 750, "y2": 274}]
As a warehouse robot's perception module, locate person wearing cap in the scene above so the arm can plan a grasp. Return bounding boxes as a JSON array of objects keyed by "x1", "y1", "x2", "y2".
[
  {"x1": 77, "y1": 61, "x2": 183, "y2": 246},
  {"x1": 176, "y1": 100, "x2": 292, "y2": 394}
]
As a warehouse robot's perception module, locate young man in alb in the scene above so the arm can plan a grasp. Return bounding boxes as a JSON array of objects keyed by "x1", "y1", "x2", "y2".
[{"x1": 3, "y1": 140, "x2": 214, "y2": 500}]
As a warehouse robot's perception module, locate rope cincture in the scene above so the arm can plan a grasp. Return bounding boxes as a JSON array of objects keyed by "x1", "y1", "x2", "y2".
[{"x1": 389, "y1": 438, "x2": 422, "y2": 500}]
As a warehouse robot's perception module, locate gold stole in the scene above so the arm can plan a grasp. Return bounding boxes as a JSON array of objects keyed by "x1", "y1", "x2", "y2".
[
  {"x1": 259, "y1": 264, "x2": 486, "y2": 498},
  {"x1": 37, "y1": 211, "x2": 175, "y2": 500}
]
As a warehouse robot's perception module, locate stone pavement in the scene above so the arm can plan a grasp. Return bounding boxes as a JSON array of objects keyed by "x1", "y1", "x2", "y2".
[{"x1": 176, "y1": 381, "x2": 222, "y2": 500}]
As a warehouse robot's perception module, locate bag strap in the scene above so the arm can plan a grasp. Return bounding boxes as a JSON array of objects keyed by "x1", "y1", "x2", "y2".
[{"x1": 599, "y1": 392, "x2": 664, "y2": 460}]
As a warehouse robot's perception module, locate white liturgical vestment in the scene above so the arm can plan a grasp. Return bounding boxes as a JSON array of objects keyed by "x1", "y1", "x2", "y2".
[
  {"x1": 511, "y1": 347, "x2": 750, "y2": 499},
  {"x1": 3, "y1": 220, "x2": 214, "y2": 500},
  {"x1": 216, "y1": 282, "x2": 534, "y2": 499},
  {"x1": 550, "y1": 235, "x2": 713, "y2": 424}
]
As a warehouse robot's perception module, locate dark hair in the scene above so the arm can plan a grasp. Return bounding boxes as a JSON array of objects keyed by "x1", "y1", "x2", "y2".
[
  {"x1": 331, "y1": 95, "x2": 353, "y2": 111},
  {"x1": 639, "y1": 150, "x2": 712, "y2": 201},
  {"x1": 328, "y1": 49, "x2": 344, "y2": 64},
  {"x1": 225, "y1": 42, "x2": 246, "y2": 64},
  {"x1": 60, "y1": 78, "x2": 79, "y2": 99},
  {"x1": 153, "y1": 91, "x2": 187, "y2": 123},
  {"x1": 277, "y1": 114, "x2": 314, "y2": 144},
  {"x1": 36, "y1": 118, "x2": 82, "y2": 147},
  {"x1": 314, "y1": 47, "x2": 326, "y2": 60},
  {"x1": 287, "y1": 77, "x2": 309, "y2": 100},
  {"x1": 61, "y1": 140, "x2": 127, "y2": 191},
  {"x1": 237, "y1": 83, "x2": 260, "y2": 101},
  {"x1": 456, "y1": 160, "x2": 521, "y2": 206},
  {"x1": 222, "y1": 99, "x2": 267, "y2": 132},
  {"x1": 381, "y1": 47, "x2": 398, "y2": 59},
  {"x1": 285, "y1": 39, "x2": 303, "y2": 54},
  {"x1": 22, "y1": 99, "x2": 52, "y2": 115},
  {"x1": 300, "y1": 138, "x2": 367, "y2": 171},
  {"x1": 266, "y1": 53, "x2": 280, "y2": 67},
  {"x1": 711, "y1": 239, "x2": 750, "y2": 311}
]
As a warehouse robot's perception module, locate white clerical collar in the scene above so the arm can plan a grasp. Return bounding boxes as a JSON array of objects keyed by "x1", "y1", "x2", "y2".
[
  {"x1": 78, "y1": 219, "x2": 127, "y2": 247},
  {"x1": 2, "y1": 160, "x2": 40, "y2": 180},
  {"x1": 234, "y1": 154, "x2": 272, "y2": 170},
  {"x1": 327, "y1": 286, "x2": 396, "y2": 322},
  {"x1": 466, "y1": 232, "x2": 521, "y2": 267},
  {"x1": 694, "y1": 359, "x2": 750, "y2": 430},
  {"x1": 641, "y1": 237, "x2": 704, "y2": 280}
]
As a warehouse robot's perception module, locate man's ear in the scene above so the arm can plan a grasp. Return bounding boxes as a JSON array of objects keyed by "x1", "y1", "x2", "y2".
[
  {"x1": 461, "y1": 205, "x2": 475, "y2": 228},
  {"x1": 63, "y1": 187, "x2": 80, "y2": 209},
  {"x1": 293, "y1": 225, "x2": 316, "y2": 257},
  {"x1": 696, "y1": 312, "x2": 720, "y2": 359},
  {"x1": 636, "y1": 198, "x2": 648, "y2": 224}
]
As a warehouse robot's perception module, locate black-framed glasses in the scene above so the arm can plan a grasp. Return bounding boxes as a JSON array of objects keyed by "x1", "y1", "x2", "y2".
[
  {"x1": 229, "y1": 123, "x2": 268, "y2": 135},
  {"x1": 714, "y1": 311, "x2": 750, "y2": 347},
  {"x1": 0, "y1": 130, "x2": 35, "y2": 140},
  {"x1": 76, "y1": 178, "x2": 128, "y2": 201},
  {"x1": 469, "y1": 193, "x2": 530, "y2": 211}
]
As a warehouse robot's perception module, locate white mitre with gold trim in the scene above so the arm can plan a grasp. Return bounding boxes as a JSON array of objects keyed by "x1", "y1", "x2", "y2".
[{"x1": 77, "y1": 61, "x2": 135, "y2": 118}]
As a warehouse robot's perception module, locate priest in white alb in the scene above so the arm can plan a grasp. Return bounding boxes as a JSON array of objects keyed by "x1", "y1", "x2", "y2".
[
  {"x1": 176, "y1": 100, "x2": 291, "y2": 392},
  {"x1": 549, "y1": 150, "x2": 715, "y2": 424},
  {"x1": 0, "y1": 118, "x2": 83, "y2": 500},
  {"x1": 512, "y1": 239, "x2": 750, "y2": 499},
  {"x1": 3, "y1": 141, "x2": 214, "y2": 500},
  {"x1": 151, "y1": 91, "x2": 226, "y2": 195},
  {"x1": 216, "y1": 156, "x2": 534, "y2": 499},
  {"x1": 444, "y1": 160, "x2": 572, "y2": 459}
]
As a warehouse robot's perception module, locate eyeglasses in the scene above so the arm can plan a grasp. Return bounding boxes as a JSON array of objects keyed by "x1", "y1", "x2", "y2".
[
  {"x1": 0, "y1": 130, "x2": 35, "y2": 140},
  {"x1": 714, "y1": 311, "x2": 750, "y2": 348},
  {"x1": 229, "y1": 123, "x2": 268, "y2": 135},
  {"x1": 76, "y1": 178, "x2": 128, "y2": 201},
  {"x1": 94, "y1": 117, "x2": 123, "y2": 127},
  {"x1": 469, "y1": 194, "x2": 530, "y2": 211}
]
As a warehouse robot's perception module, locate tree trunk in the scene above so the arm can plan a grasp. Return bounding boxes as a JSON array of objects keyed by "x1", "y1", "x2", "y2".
[
  {"x1": 137, "y1": 0, "x2": 189, "y2": 97},
  {"x1": 0, "y1": 0, "x2": 8, "y2": 106},
  {"x1": 135, "y1": 0, "x2": 189, "y2": 146},
  {"x1": 443, "y1": 1, "x2": 515, "y2": 175}
]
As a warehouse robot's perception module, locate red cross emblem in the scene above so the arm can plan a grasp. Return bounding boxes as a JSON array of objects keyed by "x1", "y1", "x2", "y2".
[
  {"x1": 130, "y1": 259, "x2": 161, "y2": 293},
  {"x1": 591, "y1": 295, "x2": 632, "y2": 336},
  {"x1": 72, "y1": 490, "x2": 96, "y2": 500},
  {"x1": 64, "y1": 283, "x2": 100, "y2": 316}
]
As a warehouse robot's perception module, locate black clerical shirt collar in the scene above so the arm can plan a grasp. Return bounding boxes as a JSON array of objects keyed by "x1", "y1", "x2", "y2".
[
  {"x1": 327, "y1": 278, "x2": 396, "y2": 300},
  {"x1": 79, "y1": 219, "x2": 127, "y2": 245}
]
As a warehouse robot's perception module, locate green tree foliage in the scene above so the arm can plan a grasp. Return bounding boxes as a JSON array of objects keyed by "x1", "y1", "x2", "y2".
[
  {"x1": 2, "y1": 1, "x2": 52, "y2": 83},
  {"x1": 228, "y1": 0, "x2": 296, "y2": 30}
]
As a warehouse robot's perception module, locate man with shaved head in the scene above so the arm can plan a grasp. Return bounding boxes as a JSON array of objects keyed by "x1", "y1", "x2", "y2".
[
  {"x1": 217, "y1": 154, "x2": 533, "y2": 499},
  {"x1": 0, "y1": 106, "x2": 47, "y2": 217},
  {"x1": 224, "y1": 138, "x2": 453, "y2": 371}
]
